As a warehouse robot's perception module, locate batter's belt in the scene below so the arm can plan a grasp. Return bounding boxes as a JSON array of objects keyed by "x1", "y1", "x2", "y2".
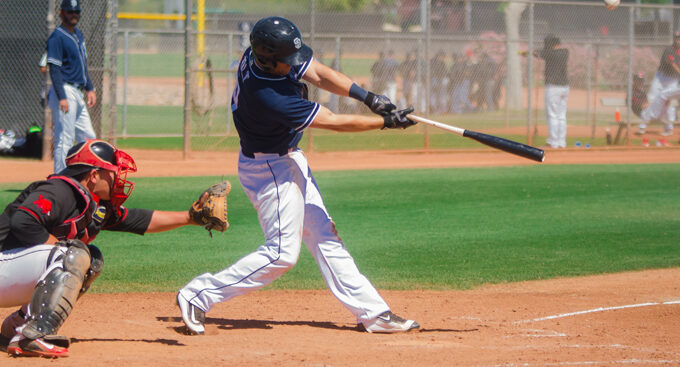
[{"x1": 241, "y1": 147, "x2": 296, "y2": 159}]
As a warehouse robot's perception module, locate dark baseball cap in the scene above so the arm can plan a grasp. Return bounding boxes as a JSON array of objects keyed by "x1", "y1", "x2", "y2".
[{"x1": 61, "y1": 0, "x2": 81, "y2": 11}]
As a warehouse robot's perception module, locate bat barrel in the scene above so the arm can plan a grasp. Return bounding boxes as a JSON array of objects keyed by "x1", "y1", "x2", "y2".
[{"x1": 463, "y1": 130, "x2": 545, "y2": 162}]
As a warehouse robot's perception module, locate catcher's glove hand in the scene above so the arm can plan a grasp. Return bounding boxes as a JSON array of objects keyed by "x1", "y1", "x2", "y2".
[{"x1": 189, "y1": 181, "x2": 231, "y2": 237}]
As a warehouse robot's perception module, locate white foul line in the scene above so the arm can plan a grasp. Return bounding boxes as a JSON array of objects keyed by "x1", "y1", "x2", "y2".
[{"x1": 515, "y1": 300, "x2": 680, "y2": 324}]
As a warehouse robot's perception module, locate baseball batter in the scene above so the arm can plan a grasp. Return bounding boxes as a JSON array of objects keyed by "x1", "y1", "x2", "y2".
[
  {"x1": 0, "y1": 139, "x2": 225, "y2": 358},
  {"x1": 47, "y1": 0, "x2": 97, "y2": 173},
  {"x1": 177, "y1": 16, "x2": 419, "y2": 335}
]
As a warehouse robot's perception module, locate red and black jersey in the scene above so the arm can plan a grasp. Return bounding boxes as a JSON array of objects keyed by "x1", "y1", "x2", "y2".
[
  {"x1": 0, "y1": 175, "x2": 153, "y2": 251},
  {"x1": 657, "y1": 46, "x2": 680, "y2": 78}
]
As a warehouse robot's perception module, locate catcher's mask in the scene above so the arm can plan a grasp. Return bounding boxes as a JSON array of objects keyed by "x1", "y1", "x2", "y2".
[
  {"x1": 250, "y1": 16, "x2": 313, "y2": 71},
  {"x1": 60, "y1": 139, "x2": 137, "y2": 206}
]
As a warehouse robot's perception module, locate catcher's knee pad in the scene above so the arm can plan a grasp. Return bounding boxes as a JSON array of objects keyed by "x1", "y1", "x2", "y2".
[
  {"x1": 22, "y1": 245, "x2": 91, "y2": 339},
  {"x1": 78, "y1": 244, "x2": 104, "y2": 298}
]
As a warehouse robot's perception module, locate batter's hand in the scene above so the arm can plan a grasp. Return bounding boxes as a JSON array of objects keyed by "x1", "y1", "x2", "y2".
[
  {"x1": 87, "y1": 91, "x2": 97, "y2": 108},
  {"x1": 364, "y1": 92, "x2": 396, "y2": 116},
  {"x1": 383, "y1": 107, "x2": 416, "y2": 129},
  {"x1": 59, "y1": 99, "x2": 69, "y2": 113}
]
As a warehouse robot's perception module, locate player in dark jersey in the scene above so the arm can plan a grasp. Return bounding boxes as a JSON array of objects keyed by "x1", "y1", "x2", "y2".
[
  {"x1": 640, "y1": 31, "x2": 680, "y2": 136},
  {"x1": 0, "y1": 139, "x2": 209, "y2": 358},
  {"x1": 177, "y1": 16, "x2": 419, "y2": 336},
  {"x1": 47, "y1": 0, "x2": 98, "y2": 173}
]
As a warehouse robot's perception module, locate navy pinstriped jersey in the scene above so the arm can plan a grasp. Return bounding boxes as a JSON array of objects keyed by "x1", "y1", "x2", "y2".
[
  {"x1": 231, "y1": 48, "x2": 319, "y2": 155},
  {"x1": 46, "y1": 25, "x2": 93, "y2": 90}
]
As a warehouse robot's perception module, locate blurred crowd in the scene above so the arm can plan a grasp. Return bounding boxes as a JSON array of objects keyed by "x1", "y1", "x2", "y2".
[{"x1": 365, "y1": 49, "x2": 504, "y2": 114}]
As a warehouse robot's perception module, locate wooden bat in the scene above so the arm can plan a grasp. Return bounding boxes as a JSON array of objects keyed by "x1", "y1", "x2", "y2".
[{"x1": 407, "y1": 114, "x2": 545, "y2": 163}]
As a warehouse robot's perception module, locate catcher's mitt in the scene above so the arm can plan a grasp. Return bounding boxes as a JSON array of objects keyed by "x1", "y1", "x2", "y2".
[{"x1": 190, "y1": 181, "x2": 231, "y2": 236}]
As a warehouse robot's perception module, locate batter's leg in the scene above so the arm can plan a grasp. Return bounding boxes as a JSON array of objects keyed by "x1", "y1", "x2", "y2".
[{"x1": 179, "y1": 154, "x2": 305, "y2": 313}]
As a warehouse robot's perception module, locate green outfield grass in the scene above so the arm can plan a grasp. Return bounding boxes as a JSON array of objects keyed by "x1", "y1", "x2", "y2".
[{"x1": 2, "y1": 164, "x2": 678, "y2": 293}]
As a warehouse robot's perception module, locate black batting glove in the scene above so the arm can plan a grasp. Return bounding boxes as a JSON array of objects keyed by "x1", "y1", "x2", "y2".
[
  {"x1": 383, "y1": 107, "x2": 416, "y2": 129},
  {"x1": 364, "y1": 92, "x2": 396, "y2": 116}
]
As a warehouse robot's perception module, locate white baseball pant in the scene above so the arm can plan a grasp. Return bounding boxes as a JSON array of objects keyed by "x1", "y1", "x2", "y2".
[
  {"x1": 545, "y1": 84, "x2": 569, "y2": 148},
  {"x1": 179, "y1": 149, "x2": 390, "y2": 323},
  {"x1": 49, "y1": 84, "x2": 96, "y2": 173}
]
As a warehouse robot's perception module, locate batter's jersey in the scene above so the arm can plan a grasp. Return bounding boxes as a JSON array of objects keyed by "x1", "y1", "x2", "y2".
[
  {"x1": 231, "y1": 48, "x2": 319, "y2": 156},
  {"x1": 46, "y1": 25, "x2": 94, "y2": 91}
]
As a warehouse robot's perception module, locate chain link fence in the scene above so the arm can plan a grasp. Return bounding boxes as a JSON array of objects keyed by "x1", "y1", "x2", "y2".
[
  {"x1": 4, "y1": 1, "x2": 680, "y2": 159},
  {"x1": 0, "y1": 0, "x2": 110, "y2": 158}
]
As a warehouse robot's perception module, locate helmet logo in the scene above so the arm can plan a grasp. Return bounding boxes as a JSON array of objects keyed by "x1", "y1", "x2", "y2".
[
  {"x1": 71, "y1": 0, "x2": 77, "y2": 7},
  {"x1": 294, "y1": 37, "x2": 301, "y2": 49}
]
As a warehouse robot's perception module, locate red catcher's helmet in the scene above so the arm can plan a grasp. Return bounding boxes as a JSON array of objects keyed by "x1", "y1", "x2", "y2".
[{"x1": 61, "y1": 139, "x2": 137, "y2": 206}]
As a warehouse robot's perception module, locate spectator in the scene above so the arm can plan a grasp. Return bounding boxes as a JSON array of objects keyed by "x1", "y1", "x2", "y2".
[
  {"x1": 370, "y1": 51, "x2": 387, "y2": 97},
  {"x1": 46, "y1": 0, "x2": 98, "y2": 173},
  {"x1": 637, "y1": 30, "x2": 680, "y2": 136},
  {"x1": 399, "y1": 51, "x2": 418, "y2": 107},
  {"x1": 382, "y1": 50, "x2": 400, "y2": 103},
  {"x1": 451, "y1": 51, "x2": 475, "y2": 114},
  {"x1": 430, "y1": 50, "x2": 448, "y2": 113}
]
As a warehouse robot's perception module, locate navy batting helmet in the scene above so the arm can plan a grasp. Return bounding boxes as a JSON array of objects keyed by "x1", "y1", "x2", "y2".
[
  {"x1": 250, "y1": 16, "x2": 313, "y2": 68},
  {"x1": 61, "y1": 0, "x2": 82, "y2": 11}
]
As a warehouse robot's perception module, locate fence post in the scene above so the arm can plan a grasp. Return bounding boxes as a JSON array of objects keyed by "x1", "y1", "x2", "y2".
[
  {"x1": 307, "y1": 0, "x2": 315, "y2": 153},
  {"x1": 626, "y1": 4, "x2": 634, "y2": 146},
  {"x1": 123, "y1": 30, "x2": 129, "y2": 138},
  {"x1": 527, "y1": 2, "x2": 534, "y2": 146},
  {"x1": 184, "y1": 0, "x2": 193, "y2": 159},
  {"x1": 108, "y1": 0, "x2": 118, "y2": 145},
  {"x1": 424, "y1": 0, "x2": 431, "y2": 150},
  {"x1": 42, "y1": 0, "x2": 56, "y2": 162}
]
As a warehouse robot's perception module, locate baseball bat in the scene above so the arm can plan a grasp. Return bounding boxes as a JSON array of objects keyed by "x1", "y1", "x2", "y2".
[{"x1": 407, "y1": 115, "x2": 545, "y2": 163}]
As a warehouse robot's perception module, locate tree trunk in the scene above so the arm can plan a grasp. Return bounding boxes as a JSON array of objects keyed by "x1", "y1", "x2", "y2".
[{"x1": 504, "y1": 1, "x2": 527, "y2": 110}]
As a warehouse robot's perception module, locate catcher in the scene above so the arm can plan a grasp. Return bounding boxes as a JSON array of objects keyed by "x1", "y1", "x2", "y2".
[{"x1": 0, "y1": 139, "x2": 228, "y2": 358}]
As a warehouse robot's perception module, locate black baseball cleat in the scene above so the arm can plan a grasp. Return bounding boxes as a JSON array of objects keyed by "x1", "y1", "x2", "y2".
[
  {"x1": 176, "y1": 292, "x2": 206, "y2": 335},
  {"x1": 361, "y1": 311, "x2": 420, "y2": 333}
]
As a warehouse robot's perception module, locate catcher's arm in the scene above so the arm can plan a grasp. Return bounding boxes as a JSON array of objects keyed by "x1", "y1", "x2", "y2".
[
  {"x1": 189, "y1": 181, "x2": 231, "y2": 236},
  {"x1": 144, "y1": 211, "x2": 194, "y2": 233}
]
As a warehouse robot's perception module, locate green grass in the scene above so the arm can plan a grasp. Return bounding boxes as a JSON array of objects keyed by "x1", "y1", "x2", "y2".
[{"x1": 2, "y1": 164, "x2": 678, "y2": 293}]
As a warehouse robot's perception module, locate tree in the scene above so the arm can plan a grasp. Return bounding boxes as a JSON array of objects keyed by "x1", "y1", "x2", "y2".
[{"x1": 504, "y1": 1, "x2": 527, "y2": 110}]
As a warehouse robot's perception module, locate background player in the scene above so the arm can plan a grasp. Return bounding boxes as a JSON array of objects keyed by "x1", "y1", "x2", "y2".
[
  {"x1": 638, "y1": 30, "x2": 680, "y2": 136},
  {"x1": 0, "y1": 139, "x2": 220, "y2": 358},
  {"x1": 177, "y1": 16, "x2": 419, "y2": 335},
  {"x1": 46, "y1": 0, "x2": 97, "y2": 173}
]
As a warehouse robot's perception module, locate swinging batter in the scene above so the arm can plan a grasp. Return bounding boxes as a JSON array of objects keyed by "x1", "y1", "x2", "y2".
[{"x1": 177, "y1": 16, "x2": 419, "y2": 334}]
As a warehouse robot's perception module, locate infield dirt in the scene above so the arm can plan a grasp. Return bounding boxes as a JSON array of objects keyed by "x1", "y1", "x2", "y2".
[{"x1": 1, "y1": 148, "x2": 679, "y2": 366}]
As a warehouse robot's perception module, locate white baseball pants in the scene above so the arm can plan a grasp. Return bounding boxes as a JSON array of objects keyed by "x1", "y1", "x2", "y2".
[
  {"x1": 0, "y1": 245, "x2": 67, "y2": 308},
  {"x1": 545, "y1": 84, "x2": 569, "y2": 148},
  {"x1": 640, "y1": 78, "x2": 678, "y2": 133},
  {"x1": 179, "y1": 149, "x2": 390, "y2": 323},
  {"x1": 49, "y1": 84, "x2": 96, "y2": 173}
]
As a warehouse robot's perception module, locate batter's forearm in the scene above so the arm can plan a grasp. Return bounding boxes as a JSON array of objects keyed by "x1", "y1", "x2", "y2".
[
  {"x1": 311, "y1": 106, "x2": 383, "y2": 132},
  {"x1": 144, "y1": 210, "x2": 193, "y2": 233}
]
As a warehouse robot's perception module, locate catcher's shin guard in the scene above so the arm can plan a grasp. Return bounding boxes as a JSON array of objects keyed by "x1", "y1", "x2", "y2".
[
  {"x1": 78, "y1": 244, "x2": 104, "y2": 299},
  {"x1": 22, "y1": 245, "x2": 91, "y2": 340}
]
